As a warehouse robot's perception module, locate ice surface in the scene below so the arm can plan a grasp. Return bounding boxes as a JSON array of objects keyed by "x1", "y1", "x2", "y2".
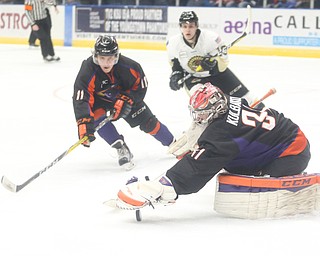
[{"x1": 0, "y1": 44, "x2": 319, "y2": 256}]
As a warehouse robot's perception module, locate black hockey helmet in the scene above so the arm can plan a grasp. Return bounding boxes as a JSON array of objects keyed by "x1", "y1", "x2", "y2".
[
  {"x1": 94, "y1": 35, "x2": 119, "y2": 57},
  {"x1": 189, "y1": 82, "x2": 228, "y2": 124},
  {"x1": 179, "y1": 11, "x2": 199, "y2": 26}
]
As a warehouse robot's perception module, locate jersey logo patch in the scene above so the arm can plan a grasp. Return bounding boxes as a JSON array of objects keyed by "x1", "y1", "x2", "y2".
[{"x1": 188, "y1": 56, "x2": 203, "y2": 72}]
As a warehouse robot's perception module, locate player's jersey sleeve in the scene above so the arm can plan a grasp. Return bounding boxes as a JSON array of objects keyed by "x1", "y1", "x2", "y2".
[
  {"x1": 72, "y1": 57, "x2": 98, "y2": 121},
  {"x1": 197, "y1": 30, "x2": 223, "y2": 56},
  {"x1": 166, "y1": 34, "x2": 181, "y2": 62},
  {"x1": 114, "y1": 55, "x2": 148, "y2": 104},
  {"x1": 166, "y1": 122, "x2": 239, "y2": 195}
]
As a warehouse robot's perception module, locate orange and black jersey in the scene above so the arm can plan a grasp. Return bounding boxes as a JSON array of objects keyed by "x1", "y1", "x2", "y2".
[
  {"x1": 195, "y1": 96, "x2": 308, "y2": 173},
  {"x1": 73, "y1": 54, "x2": 148, "y2": 121},
  {"x1": 166, "y1": 96, "x2": 309, "y2": 195}
]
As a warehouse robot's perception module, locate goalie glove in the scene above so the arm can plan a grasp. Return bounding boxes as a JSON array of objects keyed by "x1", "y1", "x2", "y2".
[
  {"x1": 168, "y1": 121, "x2": 207, "y2": 158},
  {"x1": 77, "y1": 117, "x2": 95, "y2": 147},
  {"x1": 116, "y1": 176, "x2": 177, "y2": 210},
  {"x1": 113, "y1": 93, "x2": 134, "y2": 121}
]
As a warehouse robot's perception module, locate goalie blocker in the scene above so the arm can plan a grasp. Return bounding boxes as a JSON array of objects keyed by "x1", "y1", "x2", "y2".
[{"x1": 214, "y1": 172, "x2": 320, "y2": 219}]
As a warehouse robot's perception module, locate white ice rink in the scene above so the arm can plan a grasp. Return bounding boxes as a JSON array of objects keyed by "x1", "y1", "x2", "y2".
[{"x1": 0, "y1": 44, "x2": 319, "y2": 256}]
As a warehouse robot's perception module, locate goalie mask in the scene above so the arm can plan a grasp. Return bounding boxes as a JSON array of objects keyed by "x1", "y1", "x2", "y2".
[
  {"x1": 189, "y1": 83, "x2": 228, "y2": 124},
  {"x1": 93, "y1": 35, "x2": 119, "y2": 64},
  {"x1": 179, "y1": 11, "x2": 199, "y2": 26}
]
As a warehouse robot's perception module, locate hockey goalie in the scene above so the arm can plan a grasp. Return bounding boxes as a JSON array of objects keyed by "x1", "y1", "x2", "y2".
[{"x1": 113, "y1": 83, "x2": 319, "y2": 219}]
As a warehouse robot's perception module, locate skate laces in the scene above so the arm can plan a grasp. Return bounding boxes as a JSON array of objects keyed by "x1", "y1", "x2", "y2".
[{"x1": 117, "y1": 143, "x2": 132, "y2": 159}]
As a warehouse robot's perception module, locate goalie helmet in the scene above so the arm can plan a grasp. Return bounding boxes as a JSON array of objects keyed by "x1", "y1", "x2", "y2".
[
  {"x1": 189, "y1": 82, "x2": 228, "y2": 124},
  {"x1": 179, "y1": 11, "x2": 199, "y2": 26},
  {"x1": 93, "y1": 35, "x2": 119, "y2": 57}
]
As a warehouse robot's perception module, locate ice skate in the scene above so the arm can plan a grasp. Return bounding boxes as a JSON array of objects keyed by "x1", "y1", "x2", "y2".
[
  {"x1": 43, "y1": 55, "x2": 61, "y2": 62},
  {"x1": 111, "y1": 139, "x2": 135, "y2": 171},
  {"x1": 29, "y1": 43, "x2": 39, "y2": 49}
]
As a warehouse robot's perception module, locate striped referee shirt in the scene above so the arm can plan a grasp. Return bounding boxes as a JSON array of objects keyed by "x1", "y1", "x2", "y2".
[{"x1": 25, "y1": 0, "x2": 56, "y2": 26}]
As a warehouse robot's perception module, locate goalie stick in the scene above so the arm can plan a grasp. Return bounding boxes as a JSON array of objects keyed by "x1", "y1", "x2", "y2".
[
  {"x1": 250, "y1": 88, "x2": 276, "y2": 108},
  {"x1": 177, "y1": 5, "x2": 252, "y2": 86},
  {"x1": 1, "y1": 112, "x2": 115, "y2": 193}
]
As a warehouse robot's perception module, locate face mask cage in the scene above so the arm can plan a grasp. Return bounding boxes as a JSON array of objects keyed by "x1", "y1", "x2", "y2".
[
  {"x1": 189, "y1": 84, "x2": 228, "y2": 124},
  {"x1": 189, "y1": 107, "x2": 214, "y2": 124}
]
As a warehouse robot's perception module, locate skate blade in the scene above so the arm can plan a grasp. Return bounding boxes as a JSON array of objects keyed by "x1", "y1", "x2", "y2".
[{"x1": 122, "y1": 161, "x2": 135, "y2": 171}]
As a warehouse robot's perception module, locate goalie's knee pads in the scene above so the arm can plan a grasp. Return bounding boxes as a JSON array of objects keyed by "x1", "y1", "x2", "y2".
[{"x1": 214, "y1": 172, "x2": 320, "y2": 219}]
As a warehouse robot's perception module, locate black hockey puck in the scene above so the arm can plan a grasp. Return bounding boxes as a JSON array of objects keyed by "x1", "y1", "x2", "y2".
[{"x1": 135, "y1": 209, "x2": 142, "y2": 222}]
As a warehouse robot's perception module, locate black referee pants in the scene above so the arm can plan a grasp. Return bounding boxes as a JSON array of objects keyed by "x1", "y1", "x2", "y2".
[{"x1": 34, "y1": 17, "x2": 55, "y2": 58}]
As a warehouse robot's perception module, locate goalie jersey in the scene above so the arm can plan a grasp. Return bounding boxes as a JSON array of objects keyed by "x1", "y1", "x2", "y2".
[{"x1": 166, "y1": 96, "x2": 310, "y2": 195}]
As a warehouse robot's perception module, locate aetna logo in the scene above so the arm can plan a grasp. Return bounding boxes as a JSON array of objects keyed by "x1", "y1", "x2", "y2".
[
  {"x1": 224, "y1": 16, "x2": 320, "y2": 35},
  {"x1": 224, "y1": 20, "x2": 272, "y2": 35}
]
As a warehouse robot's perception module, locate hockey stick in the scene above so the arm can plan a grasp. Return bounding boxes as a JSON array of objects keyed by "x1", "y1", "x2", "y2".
[
  {"x1": 177, "y1": 5, "x2": 252, "y2": 86},
  {"x1": 1, "y1": 112, "x2": 114, "y2": 193},
  {"x1": 250, "y1": 88, "x2": 276, "y2": 108}
]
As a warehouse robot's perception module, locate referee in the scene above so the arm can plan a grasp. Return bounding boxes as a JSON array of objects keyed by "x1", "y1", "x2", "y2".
[{"x1": 25, "y1": 0, "x2": 60, "y2": 62}]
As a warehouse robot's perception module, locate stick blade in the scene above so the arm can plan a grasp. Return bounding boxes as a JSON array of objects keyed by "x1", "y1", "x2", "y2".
[{"x1": 1, "y1": 176, "x2": 18, "y2": 193}]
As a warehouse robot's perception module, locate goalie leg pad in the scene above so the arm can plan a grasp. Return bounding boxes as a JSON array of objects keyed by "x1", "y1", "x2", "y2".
[{"x1": 214, "y1": 173, "x2": 320, "y2": 219}]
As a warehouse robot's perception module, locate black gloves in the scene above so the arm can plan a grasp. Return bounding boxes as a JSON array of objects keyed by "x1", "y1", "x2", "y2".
[
  {"x1": 169, "y1": 71, "x2": 184, "y2": 91},
  {"x1": 113, "y1": 93, "x2": 134, "y2": 120},
  {"x1": 77, "y1": 117, "x2": 95, "y2": 147},
  {"x1": 200, "y1": 56, "x2": 219, "y2": 74}
]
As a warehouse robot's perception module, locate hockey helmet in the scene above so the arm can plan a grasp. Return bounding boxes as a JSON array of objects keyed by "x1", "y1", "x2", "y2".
[
  {"x1": 94, "y1": 35, "x2": 119, "y2": 57},
  {"x1": 189, "y1": 82, "x2": 228, "y2": 124},
  {"x1": 179, "y1": 11, "x2": 199, "y2": 26}
]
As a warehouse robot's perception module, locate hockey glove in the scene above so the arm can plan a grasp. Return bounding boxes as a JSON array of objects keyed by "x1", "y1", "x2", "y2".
[
  {"x1": 200, "y1": 55, "x2": 229, "y2": 75},
  {"x1": 200, "y1": 56, "x2": 218, "y2": 73},
  {"x1": 116, "y1": 176, "x2": 177, "y2": 210},
  {"x1": 113, "y1": 93, "x2": 134, "y2": 121},
  {"x1": 168, "y1": 121, "x2": 207, "y2": 158},
  {"x1": 77, "y1": 117, "x2": 95, "y2": 147},
  {"x1": 169, "y1": 71, "x2": 184, "y2": 91}
]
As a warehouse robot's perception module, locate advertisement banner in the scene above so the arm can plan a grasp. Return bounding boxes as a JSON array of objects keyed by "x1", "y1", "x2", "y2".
[
  {"x1": 75, "y1": 6, "x2": 168, "y2": 42},
  {"x1": 0, "y1": 4, "x2": 64, "y2": 41},
  {"x1": 168, "y1": 7, "x2": 320, "y2": 49}
]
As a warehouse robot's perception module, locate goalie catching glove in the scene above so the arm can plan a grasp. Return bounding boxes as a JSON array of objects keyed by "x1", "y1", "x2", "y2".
[
  {"x1": 116, "y1": 176, "x2": 177, "y2": 210},
  {"x1": 113, "y1": 93, "x2": 134, "y2": 121},
  {"x1": 77, "y1": 117, "x2": 95, "y2": 147}
]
